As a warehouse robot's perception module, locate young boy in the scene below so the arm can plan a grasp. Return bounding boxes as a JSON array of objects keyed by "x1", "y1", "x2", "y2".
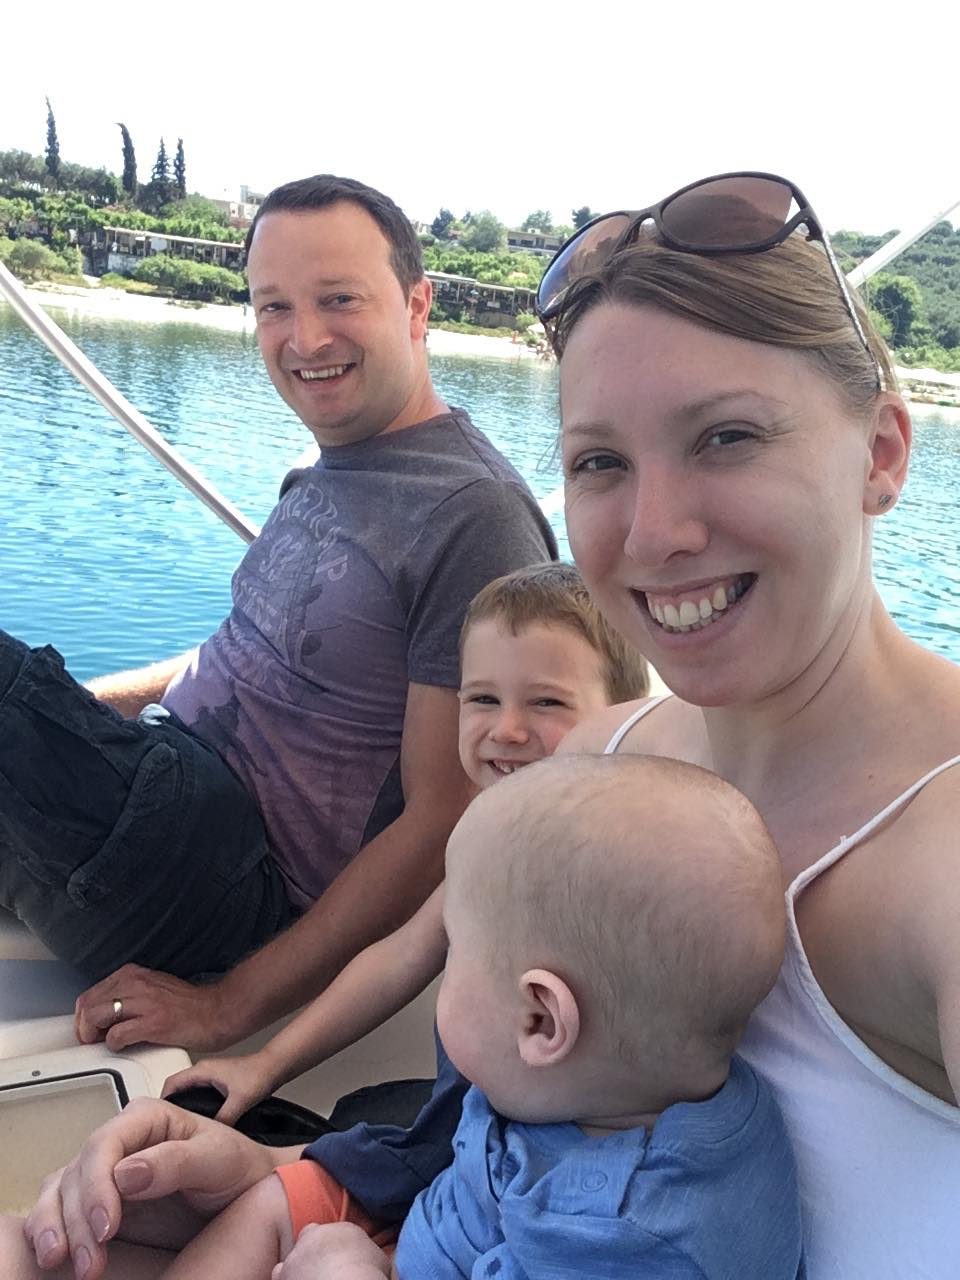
[
  {"x1": 161, "y1": 561, "x2": 650, "y2": 1171},
  {"x1": 162, "y1": 755, "x2": 802, "y2": 1279}
]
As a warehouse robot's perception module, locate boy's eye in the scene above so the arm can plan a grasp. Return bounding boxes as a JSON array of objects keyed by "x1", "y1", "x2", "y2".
[
  {"x1": 533, "y1": 697, "x2": 566, "y2": 708},
  {"x1": 466, "y1": 694, "x2": 498, "y2": 705}
]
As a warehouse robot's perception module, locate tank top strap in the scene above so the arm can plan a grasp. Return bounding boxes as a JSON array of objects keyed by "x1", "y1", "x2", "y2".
[
  {"x1": 603, "y1": 694, "x2": 673, "y2": 755},
  {"x1": 796, "y1": 752, "x2": 960, "y2": 893}
]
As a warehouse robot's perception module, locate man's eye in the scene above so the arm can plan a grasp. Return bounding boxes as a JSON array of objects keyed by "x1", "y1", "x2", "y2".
[
  {"x1": 330, "y1": 294, "x2": 356, "y2": 306},
  {"x1": 570, "y1": 454, "x2": 624, "y2": 474}
]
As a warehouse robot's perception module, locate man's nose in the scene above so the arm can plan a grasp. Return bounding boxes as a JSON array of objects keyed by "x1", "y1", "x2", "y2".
[{"x1": 288, "y1": 308, "x2": 334, "y2": 358}]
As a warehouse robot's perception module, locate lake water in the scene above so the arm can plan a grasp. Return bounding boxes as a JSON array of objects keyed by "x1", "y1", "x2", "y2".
[{"x1": 1, "y1": 302, "x2": 958, "y2": 680}]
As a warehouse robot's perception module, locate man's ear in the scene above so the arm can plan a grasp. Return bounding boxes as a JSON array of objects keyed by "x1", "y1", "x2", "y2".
[
  {"x1": 517, "y1": 968, "x2": 580, "y2": 1068},
  {"x1": 863, "y1": 394, "x2": 911, "y2": 515},
  {"x1": 409, "y1": 276, "x2": 433, "y2": 343}
]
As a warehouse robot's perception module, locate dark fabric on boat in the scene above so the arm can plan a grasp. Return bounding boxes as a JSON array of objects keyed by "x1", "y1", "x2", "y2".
[
  {"x1": 303, "y1": 1029, "x2": 468, "y2": 1224},
  {"x1": 0, "y1": 630, "x2": 295, "y2": 981}
]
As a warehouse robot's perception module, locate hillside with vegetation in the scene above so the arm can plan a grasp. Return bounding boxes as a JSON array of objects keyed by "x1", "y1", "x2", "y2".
[
  {"x1": 2, "y1": 104, "x2": 958, "y2": 367},
  {"x1": 835, "y1": 224, "x2": 960, "y2": 371}
]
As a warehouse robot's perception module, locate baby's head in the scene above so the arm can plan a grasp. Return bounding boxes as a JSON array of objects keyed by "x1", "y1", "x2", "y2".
[
  {"x1": 437, "y1": 754, "x2": 785, "y2": 1131},
  {"x1": 458, "y1": 563, "x2": 649, "y2": 790}
]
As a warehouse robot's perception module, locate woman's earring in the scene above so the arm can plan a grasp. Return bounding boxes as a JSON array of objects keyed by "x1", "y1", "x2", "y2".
[{"x1": 877, "y1": 493, "x2": 893, "y2": 510}]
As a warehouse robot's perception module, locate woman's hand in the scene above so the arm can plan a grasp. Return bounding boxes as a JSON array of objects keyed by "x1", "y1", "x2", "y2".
[
  {"x1": 21, "y1": 1098, "x2": 280, "y2": 1279},
  {"x1": 162, "y1": 1052, "x2": 279, "y2": 1126},
  {"x1": 273, "y1": 1223, "x2": 393, "y2": 1280}
]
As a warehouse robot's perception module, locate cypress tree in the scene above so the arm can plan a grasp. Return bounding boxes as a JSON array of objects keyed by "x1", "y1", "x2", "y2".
[
  {"x1": 44, "y1": 97, "x2": 61, "y2": 182},
  {"x1": 173, "y1": 138, "x2": 186, "y2": 199},
  {"x1": 117, "y1": 122, "x2": 137, "y2": 196},
  {"x1": 152, "y1": 137, "x2": 170, "y2": 187}
]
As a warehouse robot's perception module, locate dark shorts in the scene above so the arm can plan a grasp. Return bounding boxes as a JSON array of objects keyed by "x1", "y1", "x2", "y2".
[{"x1": 0, "y1": 630, "x2": 295, "y2": 981}]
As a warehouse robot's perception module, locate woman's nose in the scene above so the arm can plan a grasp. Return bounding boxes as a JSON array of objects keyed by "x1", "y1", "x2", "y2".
[{"x1": 623, "y1": 466, "x2": 709, "y2": 567}]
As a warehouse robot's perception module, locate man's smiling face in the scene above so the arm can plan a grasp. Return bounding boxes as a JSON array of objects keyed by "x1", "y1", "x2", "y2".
[{"x1": 248, "y1": 202, "x2": 432, "y2": 446}]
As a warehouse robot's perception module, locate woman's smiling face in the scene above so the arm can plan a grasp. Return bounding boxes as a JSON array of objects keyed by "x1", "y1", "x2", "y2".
[{"x1": 560, "y1": 302, "x2": 878, "y2": 708}]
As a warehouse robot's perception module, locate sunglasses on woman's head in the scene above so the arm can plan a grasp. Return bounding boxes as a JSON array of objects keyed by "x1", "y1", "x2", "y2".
[{"x1": 536, "y1": 171, "x2": 883, "y2": 391}]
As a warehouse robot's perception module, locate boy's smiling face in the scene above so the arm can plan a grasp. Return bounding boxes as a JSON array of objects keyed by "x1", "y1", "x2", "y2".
[{"x1": 457, "y1": 619, "x2": 611, "y2": 790}]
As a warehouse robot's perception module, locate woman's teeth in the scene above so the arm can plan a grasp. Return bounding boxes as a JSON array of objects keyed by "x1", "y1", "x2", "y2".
[{"x1": 645, "y1": 576, "x2": 753, "y2": 633}]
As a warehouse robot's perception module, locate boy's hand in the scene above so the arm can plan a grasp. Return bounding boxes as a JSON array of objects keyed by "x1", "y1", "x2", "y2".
[
  {"x1": 273, "y1": 1223, "x2": 393, "y2": 1280},
  {"x1": 162, "y1": 1053, "x2": 278, "y2": 1126}
]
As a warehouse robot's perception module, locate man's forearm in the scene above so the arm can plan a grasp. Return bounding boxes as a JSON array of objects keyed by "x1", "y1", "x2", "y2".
[
  {"x1": 85, "y1": 650, "x2": 196, "y2": 717},
  {"x1": 217, "y1": 809, "x2": 453, "y2": 1041}
]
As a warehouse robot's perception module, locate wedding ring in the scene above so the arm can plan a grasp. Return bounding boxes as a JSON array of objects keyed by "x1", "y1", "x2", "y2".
[{"x1": 112, "y1": 998, "x2": 124, "y2": 1025}]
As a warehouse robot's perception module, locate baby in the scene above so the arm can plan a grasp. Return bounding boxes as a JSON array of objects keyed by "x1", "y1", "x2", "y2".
[{"x1": 164, "y1": 754, "x2": 801, "y2": 1279}]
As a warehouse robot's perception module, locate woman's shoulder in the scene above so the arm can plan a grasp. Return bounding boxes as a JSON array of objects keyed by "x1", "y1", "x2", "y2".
[{"x1": 558, "y1": 695, "x2": 677, "y2": 757}]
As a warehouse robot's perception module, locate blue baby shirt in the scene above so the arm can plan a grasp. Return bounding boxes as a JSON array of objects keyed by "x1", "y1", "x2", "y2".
[{"x1": 395, "y1": 1056, "x2": 803, "y2": 1279}]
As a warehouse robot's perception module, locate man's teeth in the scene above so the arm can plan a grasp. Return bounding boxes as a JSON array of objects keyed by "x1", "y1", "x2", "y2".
[
  {"x1": 299, "y1": 365, "x2": 349, "y2": 381},
  {"x1": 646, "y1": 578, "x2": 751, "y2": 633}
]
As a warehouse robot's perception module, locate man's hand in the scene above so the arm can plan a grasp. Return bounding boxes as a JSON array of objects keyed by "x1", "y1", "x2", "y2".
[
  {"x1": 21, "y1": 1099, "x2": 279, "y2": 1280},
  {"x1": 273, "y1": 1223, "x2": 393, "y2": 1280},
  {"x1": 75, "y1": 965, "x2": 235, "y2": 1053},
  {"x1": 162, "y1": 1053, "x2": 279, "y2": 1126}
]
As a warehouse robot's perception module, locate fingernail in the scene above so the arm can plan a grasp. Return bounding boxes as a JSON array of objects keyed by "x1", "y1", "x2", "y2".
[
  {"x1": 90, "y1": 1205, "x2": 111, "y2": 1242},
  {"x1": 115, "y1": 1158, "x2": 152, "y2": 1194},
  {"x1": 75, "y1": 1244, "x2": 92, "y2": 1280},
  {"x1": 37, "y1": 1229, "x2": 59, "y2": 1265}
]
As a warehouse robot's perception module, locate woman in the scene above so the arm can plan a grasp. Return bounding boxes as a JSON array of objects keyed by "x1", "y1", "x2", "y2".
[
  {"x1": 5, "y1": 175, "x2": 959, "y2": 1278},
  {"x1": 545, "y1": 173, "x2": 960, "y2": 1276}
]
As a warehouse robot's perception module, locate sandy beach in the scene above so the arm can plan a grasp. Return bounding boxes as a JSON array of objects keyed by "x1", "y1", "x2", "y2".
[{"x1": 7, "y1": 280, "x2": 543, "y2": 361}]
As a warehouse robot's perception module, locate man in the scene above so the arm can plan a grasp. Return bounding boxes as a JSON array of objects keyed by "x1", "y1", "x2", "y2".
[{"x1": 0, "y1": 174, "x2": 556, "y2": 1051}]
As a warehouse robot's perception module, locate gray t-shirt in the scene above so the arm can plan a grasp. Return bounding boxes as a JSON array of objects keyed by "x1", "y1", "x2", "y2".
[{"x1": 163, "y1": 410, "x2": 556, "y2": 907}]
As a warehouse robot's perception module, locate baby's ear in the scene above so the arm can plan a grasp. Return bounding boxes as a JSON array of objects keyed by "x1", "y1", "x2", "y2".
[{"x1": 517, "y1": 968, "x2": 580, "y2": 1068}]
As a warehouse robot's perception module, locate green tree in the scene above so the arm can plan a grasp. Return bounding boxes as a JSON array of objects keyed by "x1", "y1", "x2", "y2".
[
  {"x1": 173, "y1": 138, "x2": 187, "y2": 199},
  {"x1": 152, "y1": 139, "x2": 170, "y2": 189},
  {"x1": 521, "y1": 210, "x2": 552, "y2": 232},
  {"x1": 0, "y1": 150, "x2": 47, "y2": 188},
  {"x1": 3, "y1": 237, "x2": 64, "y2": 281},
  {"x1": 0, "y1": 196, "x2": 33, "y2": 233},
  {"x1": 431, "y1": 207, "x2": 455, "y2": 239},
  {"x1": 460, "y1": 210, "x2": 505, "y2": 253},
  {"x1": 44, "y1": 98, "x2": 60, "y2": 182},
  {"x1": 869, "y1": 272, "x2": 924, "y2": 348},
  {"x1": 58, "y1": 163, "x2": 120, "y2": 206},
  {"x1": 117, "y1": 123, "x2": 137, "y2": 196},
  {"x1": 572, "y1": 205, "x2": 594, "y2": 229}
]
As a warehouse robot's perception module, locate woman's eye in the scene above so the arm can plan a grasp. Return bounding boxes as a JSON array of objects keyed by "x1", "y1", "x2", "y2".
[{"x1": 702, "y1": 426, "x2": 755, "y2": 449}]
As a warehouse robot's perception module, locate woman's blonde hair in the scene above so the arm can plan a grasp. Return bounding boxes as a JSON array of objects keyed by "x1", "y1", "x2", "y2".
[{"x1": 549, "y1": 233, "x2": 897, "y2": 414}]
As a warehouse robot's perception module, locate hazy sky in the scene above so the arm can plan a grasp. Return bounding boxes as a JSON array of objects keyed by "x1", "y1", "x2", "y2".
[{"x1": 4, "y1": 0, "x2": 958, "y2": 236}]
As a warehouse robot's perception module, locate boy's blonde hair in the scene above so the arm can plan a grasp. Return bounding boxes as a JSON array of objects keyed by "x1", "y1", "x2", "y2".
[{"x1": 460, "y1": 562, "x2": 649, "y2": 703}]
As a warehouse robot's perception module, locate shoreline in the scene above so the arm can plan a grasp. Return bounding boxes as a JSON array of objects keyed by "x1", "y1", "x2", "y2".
[
  {"x1": 5, "y1": 283, "x2": 960, "y2": 399},
  {"x1": 3, "y1": 281, "x2": 542, "y2": 362}
]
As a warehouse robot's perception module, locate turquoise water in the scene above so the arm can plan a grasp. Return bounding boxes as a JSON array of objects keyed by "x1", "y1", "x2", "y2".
[{"x1": 1, "y1": 303, "x2": 958, "y2": 679}]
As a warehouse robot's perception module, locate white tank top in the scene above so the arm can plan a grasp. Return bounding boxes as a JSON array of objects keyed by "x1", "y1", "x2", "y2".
[{"x1": 605, "y1": 699, "x2": 960, "y2": 1278}]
